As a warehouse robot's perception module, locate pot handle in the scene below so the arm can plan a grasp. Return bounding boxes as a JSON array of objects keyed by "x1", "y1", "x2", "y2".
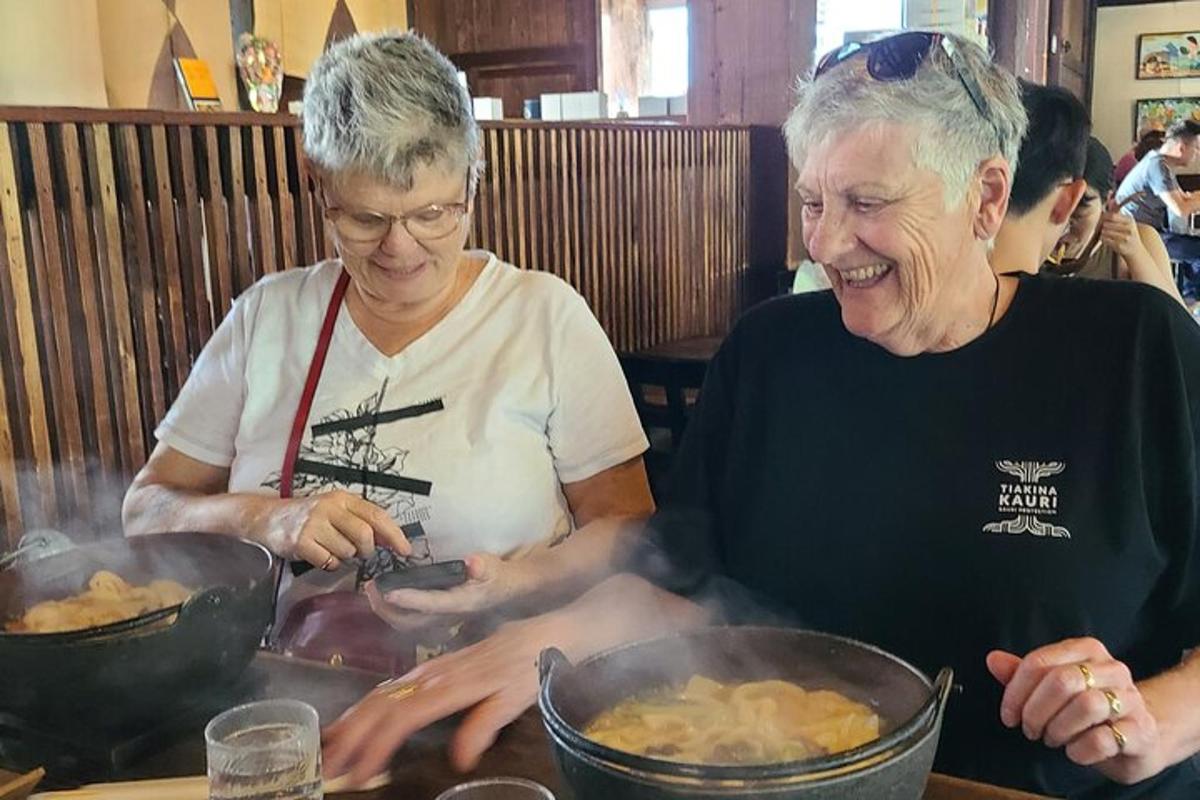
[
  {"x1": 538, "y1": 646, "x2": 572, "y2": 686},
  {"x1": 931, "y1": 667, "x2": 955, "y2": 724},
  {"x1": 0, "y1": 530, "x2": 74, "y2": 571}
]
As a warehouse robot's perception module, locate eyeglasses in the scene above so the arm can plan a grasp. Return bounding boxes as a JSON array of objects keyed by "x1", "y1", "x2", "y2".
[
  {"x1": 814, "y1": 31, "x2": 997, "y2": 135},
  {"x1": 322, "y1": 191, "x2": 469, "y2": 249}
]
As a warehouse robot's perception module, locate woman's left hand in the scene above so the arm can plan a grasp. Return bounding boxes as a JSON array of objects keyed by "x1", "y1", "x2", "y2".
[
  {"x1": 1099, "y1": 210, "x2": 1144, "y2": 261},
  {"x1": 987, "y1": 637, "x2": 1167, "y2": 784},
  {"x1": 369, "y1": 553, "x2": 536, "y2": 619}
]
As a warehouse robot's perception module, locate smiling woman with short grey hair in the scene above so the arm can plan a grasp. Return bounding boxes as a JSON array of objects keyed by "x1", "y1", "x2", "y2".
[
  {"x1": 123, "y1": 31, "x2": 653, "y2": 671},
  {"x1": 323, "y1": 31, "x2": 1200, "y2": 797}
]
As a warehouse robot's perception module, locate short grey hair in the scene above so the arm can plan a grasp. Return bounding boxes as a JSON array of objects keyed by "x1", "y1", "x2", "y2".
[
  {"x1": 303, "y1": 31, "x2": 482, "y2": 193},
  {"x1": 784, "y1": 32, "x2": 1028, "y2": 207}
]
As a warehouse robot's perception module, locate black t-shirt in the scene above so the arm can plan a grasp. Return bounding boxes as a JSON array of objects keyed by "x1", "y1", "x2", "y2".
[{"x1": 645, "y1": 275, "x2": 1200, "y2": 798}]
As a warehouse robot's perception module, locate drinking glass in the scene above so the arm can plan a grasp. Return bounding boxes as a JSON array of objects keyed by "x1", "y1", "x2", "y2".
[
  {"x1": 205, "y1": 699, "x2": 322, "y2": 800},
  {"x1": 435, "y1": 777, "x2": 555, "y2": 800}
]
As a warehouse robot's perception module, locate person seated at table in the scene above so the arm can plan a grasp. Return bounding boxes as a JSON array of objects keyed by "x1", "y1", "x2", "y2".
[
  {"x1": 121, "y1": 31, "x2": 654, "y2": 666},
  {"x1": 1114, "y1": 127, "x2": 1165, "y2": 186},
  {"x1": 1117, "y1": 119, "x2": 1200, "y2": 301},
  {"x1": 990, "y1": 80, "x2": 1089, "y2": 274},
  {"x1": 324, "y1": 31, "x2": 1200, "y2": 799},
  {"x1": 1046, "y1": 137, "x2": 1183, "y2": 305}
]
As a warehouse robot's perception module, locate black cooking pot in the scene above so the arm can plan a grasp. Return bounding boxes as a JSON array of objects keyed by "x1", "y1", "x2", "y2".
[
  {"x1": 0, "y1": 532, "x2": 275, "y2": 726},
  {"x1": 539, "y1": 627, "x2": 953, "y2": 800}
]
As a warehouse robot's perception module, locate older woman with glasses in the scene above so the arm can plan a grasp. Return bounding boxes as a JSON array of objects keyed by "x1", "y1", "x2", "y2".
[
  {"x1": 323, "y1": 32, "x2": 1200, "y2": 798},
  {"x1": 122, "y1": 32, "x2": 653, "y2": 659}
]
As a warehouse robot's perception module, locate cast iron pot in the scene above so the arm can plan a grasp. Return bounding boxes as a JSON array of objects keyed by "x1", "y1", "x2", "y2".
[
  {"x1": 539, "y1": 627, "x2": 953, "y2": 800},
  {"x1": 0, "y1": 531, "x2": 276, "y2": 727}
]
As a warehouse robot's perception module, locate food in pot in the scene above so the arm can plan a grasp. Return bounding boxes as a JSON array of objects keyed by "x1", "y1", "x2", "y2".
[
  {"x1": 583, "y1": 676, "x2": 881, "y2": 765},
  {"x1": 5, "y1": 570, "x2": 192, "y2": 633}
]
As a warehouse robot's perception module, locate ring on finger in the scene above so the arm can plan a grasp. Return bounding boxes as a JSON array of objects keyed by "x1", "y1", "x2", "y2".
[
  {"x1": 321, "y1": 554, "x2": 337, "y2": 571},
  {"x1": 1076, "y1": 662, "x2": 1096, "y2": 690},
  {"x1": 1102, "y1": 688, "x2": 1122, "y2": 719},
  {"x1": 1107, "y1": 720, "x2": 1127, "y2": 753}
]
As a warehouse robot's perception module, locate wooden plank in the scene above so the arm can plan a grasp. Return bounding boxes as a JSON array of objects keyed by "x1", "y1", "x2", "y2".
[
  {"x1": 487, "y1": 128, "x2": 506, "y2": 260},
  {"x1": 273, "y1": 126, "x2": 297, "y2": 269},
  {"x1": 597, "y1": 128, "x2": 613, "y2": 345},
  {"x1": 201, "y1": 127, "x2": 234, "y2": 316},
  {"x1": 226, "y1": 127, "x2": 255, "y2": 293},
  {"x1": 85, "y1": 123, "x2": 145, "y2": 472},
  {"x1": 249, "y1": 126, "x2": 276, "y2": 275},
  {"x1": 291, "y1": 127, "x2": 317, "y2": 265},
  {"x1": 512, "y1": 127, "x2": 529, "y2": 269},
  {"x1": 174, "y1": 126, "x2": 214, "y2": 350},
  {"x1": 568, "y1": 128, "x2": 582, "y2": 297},
  {"x1": 536, "y1": 129, "x2": 550, "y2": 274},
  {"x1": 476, "y1": 131, "x2": 494, "y2": 252},
  {"x1": 0, "y1": 349, "x2": 22, "y2": 542},
  {"x1": 27, "y1": 123, "x2": 88, "y2": 510},
  {"x1": 587, "y1": 129, "x2": 602, "y2": 333},
  {"x1": 149, "y1": 125, "x2": 190, "y2": 395},
  {"x1": 118, "y1": 124, "x2": 168, "y2": 439},
  {"x1": 59, "y1": 123, "x2": 116, "y2": 473}
]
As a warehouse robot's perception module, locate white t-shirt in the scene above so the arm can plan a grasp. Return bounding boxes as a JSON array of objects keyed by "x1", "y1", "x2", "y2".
[{"x1": 156, "y1": 252, "x2": 648, "y2": 561}]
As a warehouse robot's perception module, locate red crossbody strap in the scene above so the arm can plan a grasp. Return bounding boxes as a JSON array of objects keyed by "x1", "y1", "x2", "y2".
[{"x1": 279, "y1": 268, "x2": 351, "y2": 498}]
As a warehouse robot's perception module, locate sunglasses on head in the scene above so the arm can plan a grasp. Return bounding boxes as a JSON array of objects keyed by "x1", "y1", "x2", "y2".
[{"x1": 814, "y1": 31, "x2": 996, "y2": 133}]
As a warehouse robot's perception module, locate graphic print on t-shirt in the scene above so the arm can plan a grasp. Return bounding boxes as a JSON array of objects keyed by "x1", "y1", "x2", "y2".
[
  {"x1": 982, "y1": 459, "x2": 1071, "y2": 538},
  {"x1": 263, "y1": 378, "x2": 445, "y2": 563}
]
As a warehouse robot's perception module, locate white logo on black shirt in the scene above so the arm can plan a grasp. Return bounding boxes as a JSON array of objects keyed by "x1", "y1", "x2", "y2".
[{"x1": 983, "y1": 460, "x2": 1071, "y2": 538}]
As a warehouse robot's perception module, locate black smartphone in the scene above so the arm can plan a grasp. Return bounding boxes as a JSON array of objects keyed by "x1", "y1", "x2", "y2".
[{"x1": 374, "y1": 560, "x2": 468, "y2": 592}]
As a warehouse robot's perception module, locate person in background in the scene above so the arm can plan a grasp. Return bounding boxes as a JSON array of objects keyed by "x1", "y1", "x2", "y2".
[
  {"x1": 1114, "y1": 127, "x2": 1165, "y2": 186},
  {"x1": 1046, "y1": 137, "x2": 1183, "y2": 305},
  {"x1": 990, "y1": 80, "x2": 1089, "y2": 274},
  {"x1": 1117, "y1": 119, "x2": 1200, "y2": 301},
  {"x1": 122, "y1": 31, "x2": 654, "y2": 670}
]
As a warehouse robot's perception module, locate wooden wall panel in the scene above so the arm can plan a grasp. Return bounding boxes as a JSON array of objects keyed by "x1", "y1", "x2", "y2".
[
  {"x1": 0, "y1": 108, "x2": 759, "y2": 545},
  {"x1": 411, "y1": 0, "x2": 600, "y2": 117}
]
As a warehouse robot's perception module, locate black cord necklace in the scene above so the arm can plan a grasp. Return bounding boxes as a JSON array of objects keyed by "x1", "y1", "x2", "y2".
[{"x1": 986, "y1": 272, "x2": 1000, "y2": 330}]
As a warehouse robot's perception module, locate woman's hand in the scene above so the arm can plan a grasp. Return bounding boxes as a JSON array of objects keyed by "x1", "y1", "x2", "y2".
[
  {"x1": 323, "y1": 573, "x2": 709, "y2": 787},
  {"x1": 987, "y1": 637, "x2": 1167, "y2": 785},
  {"x1": 369, "y1": 553, "x2": 535, "y2": 618},
  {"x1": 322, "y1": 609, "x2": 572, "y2": 786},
  {"x1": 1099, "y1": 210, "x2": 1145, "y2": 262},
  {"x1": 263, "y1": 490, "x2": 410, "y2": 570}
]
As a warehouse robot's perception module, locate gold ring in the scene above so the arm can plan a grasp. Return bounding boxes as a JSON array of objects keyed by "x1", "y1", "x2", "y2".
[
  {"x1": 1077, "y1": 662, "x2": 1096, "y2": 690},
  {"x1": 378, "y1": 679, "x2": 421, "y2": 702},
  {"x1": 320, "y1": 554, "x2": 337, "y2": 571},
  {"x1": 1108, "y1": 720, "x2": 1127, "y2": 753},
  {"x1": 1103, "y1": 689, "x2": 1123, "y2": 719}
]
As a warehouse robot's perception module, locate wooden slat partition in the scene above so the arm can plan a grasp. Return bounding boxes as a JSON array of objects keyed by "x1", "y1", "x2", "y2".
[{"x1": 0, "y1": 108, "x2": 764, "y2": 545}]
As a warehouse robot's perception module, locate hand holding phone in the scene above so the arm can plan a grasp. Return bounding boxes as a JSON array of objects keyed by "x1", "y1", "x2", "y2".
[{"x1": 373, "y1": 560, "x2": 468, "y2": 592}]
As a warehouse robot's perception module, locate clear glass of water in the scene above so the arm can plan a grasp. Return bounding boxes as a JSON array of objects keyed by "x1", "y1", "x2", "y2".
[
  {"x1": 205, "y1": 699, "x2": 322, "y2": 800},
  {"x1": 435, "y1": 777, "x2": 555, "y2": 800}
]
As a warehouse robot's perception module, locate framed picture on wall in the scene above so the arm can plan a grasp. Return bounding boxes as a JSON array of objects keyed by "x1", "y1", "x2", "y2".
[
  {"x1": 1135, "y1": 97, "x2": 1200, "y2": 136},
  {"x1": 1137, "y1": 32, "x2": 1200, "y2": 79}
]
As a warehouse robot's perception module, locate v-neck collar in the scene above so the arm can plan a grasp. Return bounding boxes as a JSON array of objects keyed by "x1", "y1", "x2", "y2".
[{"x1": 333, "y1": 250, "x2": 500, "y2": 370}]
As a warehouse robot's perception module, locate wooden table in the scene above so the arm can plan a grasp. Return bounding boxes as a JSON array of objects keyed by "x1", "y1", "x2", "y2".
[
  {"x1": 74, "y1": 652, "x2": 1050, "y2": 800},
  {"x1": 618, "y1": 336, "x2": 722, "y2": 451}
]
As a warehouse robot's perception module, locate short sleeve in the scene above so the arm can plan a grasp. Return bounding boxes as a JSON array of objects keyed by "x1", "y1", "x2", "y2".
[
  {"x1": 154, "y1": 290, "x2": 259, "y2": 467},
  {"x1": 545, "y1": 293, "x2": 648, "y2": 484},
  {"x1": 1149, "y1": 159, "x2": 1181, "y2": 195}
]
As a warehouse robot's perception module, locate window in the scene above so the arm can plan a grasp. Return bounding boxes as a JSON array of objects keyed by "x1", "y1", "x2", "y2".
[
  {"x1": 646, "y1": 1, "x2": 688, "y2": 98},
  {"x1": 815, "y1": 0, "x2": 988, "y2": 60},
  {"x1": 815, "y1": 0, "x2": 902, "y2": 58}
]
